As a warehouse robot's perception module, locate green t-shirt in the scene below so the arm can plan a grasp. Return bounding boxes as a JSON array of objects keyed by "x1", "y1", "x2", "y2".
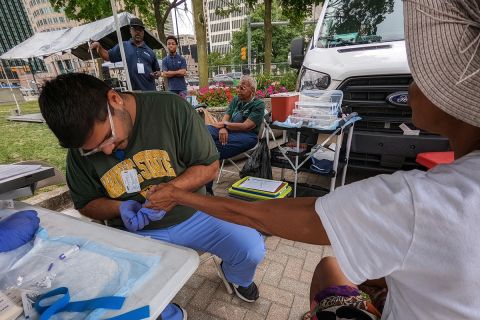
[
  {"x1": 226, "y1": 96, "x2": 265, "y2": 134},
  {"x1": 66, "y1": 91, "x2": 220, "y2": 229}
]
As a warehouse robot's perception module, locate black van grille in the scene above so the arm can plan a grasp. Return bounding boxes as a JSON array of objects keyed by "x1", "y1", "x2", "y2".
[{"x1": 337, "y1": 75, "x2": 432, "y2": 134}]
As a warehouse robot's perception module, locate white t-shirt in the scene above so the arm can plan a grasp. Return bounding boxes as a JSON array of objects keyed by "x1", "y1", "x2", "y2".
[{"x1": 315, "y1": 151, "x2": 480, "y2": 320}]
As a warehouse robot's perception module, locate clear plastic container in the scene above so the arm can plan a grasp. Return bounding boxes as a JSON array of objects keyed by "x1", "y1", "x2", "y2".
[
  {"x1": 289, "y1": 115, "x2": 338, "y2": 128},
  {"x1": 297, "y1": 89, "x2": 343, "y2": 115}
]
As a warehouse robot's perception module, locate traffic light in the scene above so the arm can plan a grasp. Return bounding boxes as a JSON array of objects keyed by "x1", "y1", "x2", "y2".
[{"x1": 241, "y1": 47, "x2": 247, "y2": 61}]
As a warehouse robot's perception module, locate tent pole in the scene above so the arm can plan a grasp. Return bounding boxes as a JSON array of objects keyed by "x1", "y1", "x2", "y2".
[
  {"x1": 109, "y1": 0, "x2": 132, "y2": 91},
  {"x1": 87, "y1": 40, "x2": 100, "y2": 77},
  {"x1": 0, "y1": 59, "x2": 21, "y2": 115}
]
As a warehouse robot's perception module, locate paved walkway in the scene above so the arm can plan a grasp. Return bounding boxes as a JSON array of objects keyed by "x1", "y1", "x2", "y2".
[{"x1": 171, "y1": 165, "x2": 335, "y2": 320}]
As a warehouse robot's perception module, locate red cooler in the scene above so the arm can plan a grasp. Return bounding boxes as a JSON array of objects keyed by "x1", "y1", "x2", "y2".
[{"x1": 270, "y1": 92, "x2": 299, "y2": 122}]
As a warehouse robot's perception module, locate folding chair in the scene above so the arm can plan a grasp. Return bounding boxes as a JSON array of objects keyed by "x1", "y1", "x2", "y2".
[{"x1": 216, "y1": 115, "x2": 276, "y2": 183}]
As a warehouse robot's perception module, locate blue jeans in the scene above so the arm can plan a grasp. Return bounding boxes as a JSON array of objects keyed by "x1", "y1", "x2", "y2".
[
  {"x1": 207, "y1": 126, "x2": 258, "y2": 160},
  {"x1": 137, "y1": 211, "x2": 265, "y2": 319}
]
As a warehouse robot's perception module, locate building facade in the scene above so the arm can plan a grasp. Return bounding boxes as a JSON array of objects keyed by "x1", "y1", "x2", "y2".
[
  {"x1": 22, "y1": 0, "x2": 78, "y2": 33},
  {"x1": 0, "y1": 0, "x2": 46, "y2": 84},
  {"x1": 204, "y1": 0, "x2": 248, "y2": 53}
]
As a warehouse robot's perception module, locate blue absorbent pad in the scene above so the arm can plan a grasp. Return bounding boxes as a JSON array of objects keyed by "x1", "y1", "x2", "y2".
[{"x1": 0, "y1": 228, "x2": 160, "y2": 320}]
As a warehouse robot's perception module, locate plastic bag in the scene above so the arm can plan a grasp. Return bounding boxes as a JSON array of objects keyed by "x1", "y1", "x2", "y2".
[{"x1": 240, "y1": 138, "x2": 272, "y2": 179}]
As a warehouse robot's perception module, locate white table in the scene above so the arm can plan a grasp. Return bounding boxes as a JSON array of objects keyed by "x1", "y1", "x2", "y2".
[{"x1": 1, "y1": 202, "x2": 199, "y2": 319}]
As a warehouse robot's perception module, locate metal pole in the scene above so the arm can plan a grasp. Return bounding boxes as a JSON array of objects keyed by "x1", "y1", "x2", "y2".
[
  {"x1": 109, "y1": 0, "x2": 132, "y2": 91},
  {"x1": 87, "y1": 40, "x2": 100, "y2": 77},
  {"x1": 0, "y1": 60, "x2": 20, "y2": 115},
  {"x1": 247, "y1": 16, "x2": 252, "y2": 69},
  {"x1": 174, "y1": 7, "x2": 183, "y2": 55}
]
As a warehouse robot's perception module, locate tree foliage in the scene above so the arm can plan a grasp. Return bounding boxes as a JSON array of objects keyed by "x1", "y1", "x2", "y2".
[
  {"x1": 48, "y1": 0, "x2": 185, "y2": 44},
  {"x1": 227, "y1": 0, "x2": 313, "y2": 65}
]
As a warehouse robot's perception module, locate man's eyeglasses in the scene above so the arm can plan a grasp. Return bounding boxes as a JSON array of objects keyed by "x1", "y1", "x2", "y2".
[{"x1": 79, "y1": 103, "x2": 117, "y2": 156}]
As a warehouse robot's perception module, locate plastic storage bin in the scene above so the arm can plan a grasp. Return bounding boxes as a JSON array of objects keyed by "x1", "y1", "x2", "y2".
[
  {"x1": 297, "y1": 90, "x2": 343, "y2": 115},
  {"x1": 271, "y1": 92, "x2": 299, "y2": 122}
]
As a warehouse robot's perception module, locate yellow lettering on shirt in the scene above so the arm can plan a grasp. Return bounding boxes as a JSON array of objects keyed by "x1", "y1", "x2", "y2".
[{"x1": 100, "y1": 150, "x2": 176, "y2": 199}]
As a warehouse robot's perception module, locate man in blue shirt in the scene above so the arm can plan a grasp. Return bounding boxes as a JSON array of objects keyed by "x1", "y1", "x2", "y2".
[
  {"x1": 90, "y1": 18, "x2": 161, "y2": 91},
  {"x1": 161, "y1": 36, "x2": 187, "y2": 96}
]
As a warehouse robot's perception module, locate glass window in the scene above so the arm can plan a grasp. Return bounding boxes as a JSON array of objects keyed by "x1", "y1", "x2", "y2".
[{"x1": 318, "y1": 0, "x2": 404, "y2": 48}]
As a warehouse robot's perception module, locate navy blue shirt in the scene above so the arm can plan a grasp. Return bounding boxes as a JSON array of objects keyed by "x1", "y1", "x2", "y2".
[
  {"x1": 108, "y1": 40, "x2": 160, "y2": 91},
  {"x1": 162, "y1": 53, "x2": 187, "y2": 91}
]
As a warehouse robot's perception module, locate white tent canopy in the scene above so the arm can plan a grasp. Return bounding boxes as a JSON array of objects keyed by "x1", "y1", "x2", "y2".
[{"x1": 0, "y1": 12, "x2": 164, "y2": 60}]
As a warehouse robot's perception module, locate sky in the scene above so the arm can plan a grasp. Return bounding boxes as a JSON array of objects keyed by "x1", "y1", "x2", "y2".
[{"x1": 170, "y1": 0, "x2": 195, "y2": 36}]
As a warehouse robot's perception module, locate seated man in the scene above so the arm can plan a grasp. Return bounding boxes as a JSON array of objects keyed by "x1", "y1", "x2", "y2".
[
  {"x1": 145, "y1": 0, "x2": 480, "y2": 318},
  {"x1": 207, "y1": 75, "x2": 265, "y2": 160},
  {"x1": 38, "y1": 74, "x2": 265, "y2": 320}
]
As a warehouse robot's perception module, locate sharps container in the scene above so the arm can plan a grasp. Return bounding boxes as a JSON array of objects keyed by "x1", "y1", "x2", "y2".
[{"x1": 270, "y1": 92, "x2": 299, "y2": 122}]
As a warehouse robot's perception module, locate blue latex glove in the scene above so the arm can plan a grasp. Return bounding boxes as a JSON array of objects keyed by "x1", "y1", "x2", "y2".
[
  {"x1": 0, "y1": 210, "x2": 40, "y2": 253},
  {"x1": 119, "y1": 200, "x2": 166, "y2": 232}
]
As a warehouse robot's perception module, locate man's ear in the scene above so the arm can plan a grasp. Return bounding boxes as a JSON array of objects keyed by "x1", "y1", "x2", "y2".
[{"x1": 107, "y1": 90, "x2": 123, "y2": 108}]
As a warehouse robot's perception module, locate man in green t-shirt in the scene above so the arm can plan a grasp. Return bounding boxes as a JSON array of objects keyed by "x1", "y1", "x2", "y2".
[{"x1": 39, "y1": 73, "x2": 265, "y2": 320}]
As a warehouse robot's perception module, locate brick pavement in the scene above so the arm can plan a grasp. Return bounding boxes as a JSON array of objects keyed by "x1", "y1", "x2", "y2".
[{"x1": 172, "y1": 164, "x2": 335, "y2": 320}]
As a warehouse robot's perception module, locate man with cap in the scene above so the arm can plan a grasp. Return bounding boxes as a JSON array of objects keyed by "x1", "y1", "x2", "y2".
[
  {"x1": 146, "y1": 0, "x2": 480, "y2": 318},
  {"x1": 90, "y1": 18, "x2": 161, "y2": 91}
]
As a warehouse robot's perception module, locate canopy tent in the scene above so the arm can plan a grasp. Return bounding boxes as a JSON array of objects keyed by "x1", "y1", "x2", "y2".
[
  {"x1": 0, "y1": 12, "x2": 165, "y2": 61},
  {"x1": 1, "y1": 9, "x2": 166, "y2": 120}
]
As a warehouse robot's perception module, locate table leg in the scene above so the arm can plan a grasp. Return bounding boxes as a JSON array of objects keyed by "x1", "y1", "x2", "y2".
[
  {"x1": 341, "y1": 125, "x2": 354, "y2": 186},
  {"x1": 330, "y1": 130, "x2": 344, "y2": 192}
]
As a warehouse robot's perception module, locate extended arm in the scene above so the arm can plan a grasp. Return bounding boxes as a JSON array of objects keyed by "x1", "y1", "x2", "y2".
[
  {"x1": 90, "y1": 42, "x2": 110, "y2": 61},
  {"x1": 146, "y1": 184, "x2": 329, "y2": 245},
  {"x1": 78, "y1": 161, "x2": 217, "y2": 220}
]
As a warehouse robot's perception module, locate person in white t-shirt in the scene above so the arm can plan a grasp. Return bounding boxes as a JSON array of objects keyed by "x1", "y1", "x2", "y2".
[{"x1": 144, "y1": 0, "x2": 480, "y2": 319}]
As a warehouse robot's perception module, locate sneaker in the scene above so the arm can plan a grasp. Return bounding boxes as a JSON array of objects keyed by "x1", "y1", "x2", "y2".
[
  {"x1": 231, "y1": 282, "x2": 259, "y2": 303},
  {"x1": 173, "y1": 303, "x2": 187, "y2": 320},
  {"x1": 218, "y1": 261, "x2": 259, "y2": 302}
]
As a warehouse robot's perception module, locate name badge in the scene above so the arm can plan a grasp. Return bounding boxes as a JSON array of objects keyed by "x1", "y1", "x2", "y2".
[
  {"x1": 137, "y1": 63, "x2": 145, "y2": 74},
  {"x1": 121, "y1": 169, "x2": 141, "y2": 193}
]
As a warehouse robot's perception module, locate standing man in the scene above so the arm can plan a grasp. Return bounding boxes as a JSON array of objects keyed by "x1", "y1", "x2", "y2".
[
  {"x1": 90, "y1": 18, "x2": 161, "y2": 91},
  {"x1": 162, "y1": 36, "x2": 187, "y2": 97}
]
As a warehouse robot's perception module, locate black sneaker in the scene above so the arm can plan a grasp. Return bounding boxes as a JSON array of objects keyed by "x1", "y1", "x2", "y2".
[
  {"x1": 219, "y1": 261, "x2": 259, "y2": 302},
  {"x1": 231, "y1": 282, "x2": 259, "y2": 303}
]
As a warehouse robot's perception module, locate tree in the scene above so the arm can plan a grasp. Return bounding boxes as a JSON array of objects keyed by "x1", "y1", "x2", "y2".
[
  {"x1": 228, "y1": 1, "x2": 309, "y2": 65},
  {"x1": 49, "y1": 0, "x2": 186, "y2": 44},
  {"x1": 192, "y1": 0, "x2": 209, "y2": 87}
]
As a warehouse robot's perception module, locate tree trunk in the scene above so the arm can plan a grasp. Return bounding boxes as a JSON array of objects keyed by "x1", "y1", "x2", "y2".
[
  {"x1": 263, "y1": 0, "x2": 273, "y2": 75},
  {"x1": 192, "y1": 0, "x2": 209, "y2": 87}
]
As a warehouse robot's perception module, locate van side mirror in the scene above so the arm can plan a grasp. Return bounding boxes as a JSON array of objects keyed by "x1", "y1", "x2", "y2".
[{"x1": 289, "y1": 37, "x2": 305, "y2": 69}]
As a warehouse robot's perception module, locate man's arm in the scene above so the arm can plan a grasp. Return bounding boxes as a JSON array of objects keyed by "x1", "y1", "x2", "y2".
[
  {"x1": 163, "y1": 69, "x2": 186, "y2": 78},
  {"x1": 90, "y1": 42, "x2": 110, "y2": 61},
  {"x1": 78, "y1": 198, "x2": 121, "y2": 220},
  {"x1": 146, "y1": 184, "x2": 329, "y2": 245},
  {"x1": 168, "y1": 160, "x2": 219, "y2": 192}
]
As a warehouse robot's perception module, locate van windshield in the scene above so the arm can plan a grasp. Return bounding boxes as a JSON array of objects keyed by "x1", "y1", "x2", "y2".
[{"x1": 317, "y1": 0, "x2": 404, "y2": 48}]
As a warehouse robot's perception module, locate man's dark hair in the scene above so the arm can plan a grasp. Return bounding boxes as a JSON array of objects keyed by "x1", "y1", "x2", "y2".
[
  {"x1": 39, "y1": 73, "x2": 111, "y2": 149},
  {"x1": 166, "y1": 35, "x2": 178, "y2": 45}
]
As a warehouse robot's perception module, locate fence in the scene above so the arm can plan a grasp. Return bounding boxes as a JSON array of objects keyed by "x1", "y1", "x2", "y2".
[{"x1": 208, "y1": 63, "x2": 294, "y2": 78}]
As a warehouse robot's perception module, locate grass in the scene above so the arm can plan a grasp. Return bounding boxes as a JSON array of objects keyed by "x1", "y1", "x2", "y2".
[{"x1": 0, "y1": 101, "x2": 67, "y2": 174}]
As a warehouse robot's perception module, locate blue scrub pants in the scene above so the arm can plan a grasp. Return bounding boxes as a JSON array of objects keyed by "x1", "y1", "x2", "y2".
[
  {"x1": 207, "y1": 126, "x2": 258, "y2": 160},
  {"x1": 137, "y1": 211, "x2": 265, "y2": 320}
]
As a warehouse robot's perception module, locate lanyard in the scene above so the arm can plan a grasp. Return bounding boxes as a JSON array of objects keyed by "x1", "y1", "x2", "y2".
[{"x1": 35, "y1": 287, "x2": 150, "y2": 320}]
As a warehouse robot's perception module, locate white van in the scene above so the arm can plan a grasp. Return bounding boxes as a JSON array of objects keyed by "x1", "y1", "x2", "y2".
[{"x1": 290, "y1": 0, "x2": 449, "y2": 172}]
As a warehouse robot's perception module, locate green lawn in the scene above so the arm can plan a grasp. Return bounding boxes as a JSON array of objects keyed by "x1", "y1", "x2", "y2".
[{"x1": 0, "y1": 101, "x2": 67, "y2": 174}]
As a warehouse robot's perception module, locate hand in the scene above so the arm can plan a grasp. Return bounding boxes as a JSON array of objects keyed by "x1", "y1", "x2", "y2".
[
  {"x1": 89, "y1": 41, "x2": 102, "y2": 53},
  {"x1": 145, "y1": 183, "x2": 180, "y2": 212},
  {"x1": 0, "y1": 210, "x2": 40, "y2": 253},
  {"x1": 219, "y1": 128, "x2": 228, "y2": 145},
  {"x1": 150, "y1": 71, "x2": 162, "y2": 79},
  {"x1": 211, "y1": 121, "x2": 225, "y2": 129},
  {"x1": 119, "y1": 200, "x2": 166, "y2": 232}
]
